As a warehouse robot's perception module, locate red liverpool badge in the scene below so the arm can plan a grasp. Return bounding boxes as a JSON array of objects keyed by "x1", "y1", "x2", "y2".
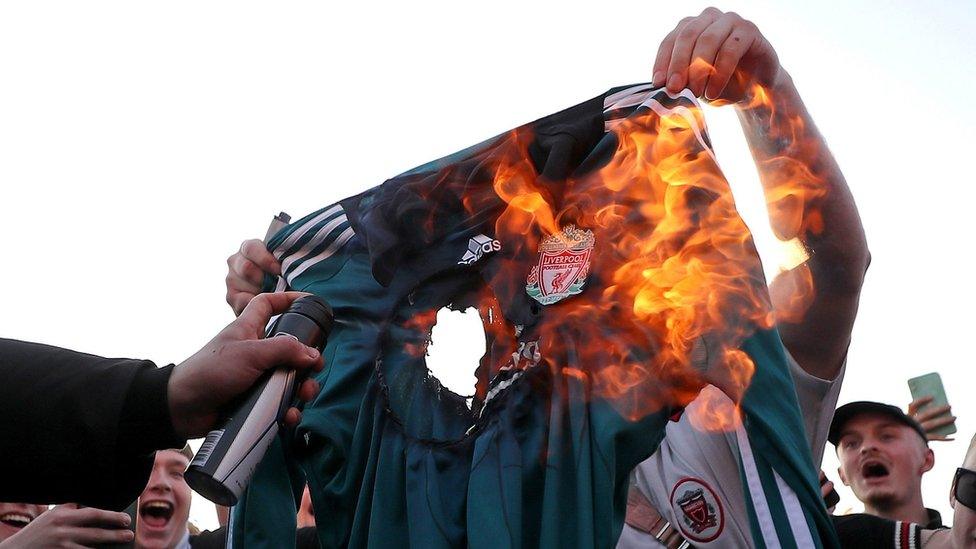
[
  {"x1": 670, "y1": 477, "x2": 724, "y2": 542},
  {"x1": 525, "y1": 225, "x2": 595, "y2": 305}
]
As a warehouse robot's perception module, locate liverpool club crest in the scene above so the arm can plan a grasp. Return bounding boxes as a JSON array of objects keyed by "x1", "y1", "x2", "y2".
[
  {"x1": 670, "y1": 477, "x2": 724, "y2": 542},
  {"x1": 525, "y1": 225, "x2": 595, "y2": 305}
]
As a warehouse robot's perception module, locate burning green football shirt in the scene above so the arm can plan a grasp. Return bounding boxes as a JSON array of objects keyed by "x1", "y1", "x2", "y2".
[{"x1": 229, "y1": 84, "x2": 837, "y2": 549}]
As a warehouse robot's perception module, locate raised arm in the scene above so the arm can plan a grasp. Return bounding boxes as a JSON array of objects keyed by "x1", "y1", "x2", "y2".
[{"x1": 654, "y1": 7, "x2": 869, "y2": 380}]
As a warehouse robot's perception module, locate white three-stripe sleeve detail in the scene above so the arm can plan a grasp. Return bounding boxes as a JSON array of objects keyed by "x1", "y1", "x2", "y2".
[
  {"x1": 605, "y1": 100, "x2": 714, "y2": 162},
  {"x1": 604, "y1": 84, "x2": 656, "y2": 108},
  {"x1": 604, "y1": 93, "x2": 656, "y2": 113},
  {"x1": 272, "y1": 204, "x2": 343, "y2": 256},
  {"x1": 279, "y1": 214, "x2": 348, "y2": 275},
  {"x1": 604, "y1": 86, "x2": 698, "y2": 113},
  {"x1": 286, "y1": 227, "x2": 356, "y2": 285},
  {"x1": 640, "y1": 100, "x2": 716, "y2": 162},
  {"x1": 736, "y1": 425, "x2": 782, "y2": 549},
  {"x1": 773, "y1": 469, "x2": 816, "y2": 549}
]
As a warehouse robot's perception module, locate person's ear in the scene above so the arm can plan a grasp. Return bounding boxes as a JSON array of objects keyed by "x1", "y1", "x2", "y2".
[
  {"x1": 837, "y1": 465, "x2": 850, "y2": 486},
  {"x1": 920, "y1": 447, "x2": 935, "y2": 474}
]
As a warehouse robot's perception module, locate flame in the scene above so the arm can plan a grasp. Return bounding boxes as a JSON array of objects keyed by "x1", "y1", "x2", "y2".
[
  {"x1": 401, "y1": 308, "x2": 438, "y2": 358},
  {"x1": 400, "y1": 77, "x2": 827, "y2": 431},
  {"x1": 687, "y1": 385, "x2": 744, "y2": 433},
  {"x1": 739, "y1": 80, "x2": 825, "y2": 325},
  {"x1": 582, "y1": 105, "x2": 772, "y2": 424},
  {"x1": 475, "y1": 100, "x2": 775, "y2": 426}
]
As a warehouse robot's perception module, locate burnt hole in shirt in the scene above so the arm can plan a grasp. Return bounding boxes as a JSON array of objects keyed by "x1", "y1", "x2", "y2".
[{"x1": 425, "y1": 306, "x2": 486, "y2": 407}]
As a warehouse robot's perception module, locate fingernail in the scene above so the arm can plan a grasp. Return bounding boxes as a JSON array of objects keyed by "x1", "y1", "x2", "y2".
[
  {"x1": 125, "y1": 530, "x2": 135, "y2": 540},
  {"x1": 652, "y1": 71, "x2": 665, "y2": 86},
  {"x1": 306, "y1": 347, "x2": 320, "y2": 359},
  {"x1": 667, "y1": 73, "x2": 682, "y2": 91},
  {"x1": 121, "y1": 514, "x2": 131, "y2": 526}
]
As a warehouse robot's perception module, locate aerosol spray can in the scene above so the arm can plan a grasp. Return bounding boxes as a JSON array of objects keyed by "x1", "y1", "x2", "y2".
[{"x1": 184, "y1": 294, "x2": 333, "y2": 505}]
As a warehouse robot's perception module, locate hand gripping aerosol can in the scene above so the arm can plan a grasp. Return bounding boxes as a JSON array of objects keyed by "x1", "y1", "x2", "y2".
[{"x1": 184, "y1": 295, "x2": 333, "y2": 505}]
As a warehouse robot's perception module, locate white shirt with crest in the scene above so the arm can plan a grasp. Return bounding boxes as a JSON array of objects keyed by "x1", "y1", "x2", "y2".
[{"x1": 617, "y1": 352, "x2": 844, "y2": 547}]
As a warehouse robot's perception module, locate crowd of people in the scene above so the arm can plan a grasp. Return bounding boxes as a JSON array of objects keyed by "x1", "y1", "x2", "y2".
[
  {"x1": 1, "y1": 397, "x2": 972, "y2": 547},
  {"x1": 2, "y1": 6, "x2": 975, "y2": 549}
]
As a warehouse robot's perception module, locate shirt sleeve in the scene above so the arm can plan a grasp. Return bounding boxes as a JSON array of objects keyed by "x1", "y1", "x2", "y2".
[
  {"x1": 786, "y1": 349, "x2": 846, "y2": 467},
  {"x1": 0, "y1": 338, "x2": 184, "y2": 509},
  {"x1": 831, "y1": 514, "x2": 922, "y2": 549}
]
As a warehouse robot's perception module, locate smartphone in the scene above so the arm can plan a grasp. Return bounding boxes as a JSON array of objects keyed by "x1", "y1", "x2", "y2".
[
  {"x1": 907, "y1": 372, "x2": 957, "y2": 436},
  {"x1": 819, "y1": 471, "x2": 839, "y2": 509}
]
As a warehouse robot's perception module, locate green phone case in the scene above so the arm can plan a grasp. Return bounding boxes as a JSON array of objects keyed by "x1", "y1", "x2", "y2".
[{"x1": 907, "y1": 372, "x2": 957, "y2": 436}]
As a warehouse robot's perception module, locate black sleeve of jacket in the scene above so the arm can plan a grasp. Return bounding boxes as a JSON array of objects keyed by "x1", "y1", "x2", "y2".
[
  {"x1": 832, "y1": 513, "x2": 922, "y2": 549},
  {"x1": 0, "y1": 338, "x2": 186, "y2": 509}
]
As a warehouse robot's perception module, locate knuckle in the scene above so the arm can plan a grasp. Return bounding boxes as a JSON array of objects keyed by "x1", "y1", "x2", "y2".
[
  {"x1": 279, "y1": 336, "x2": 305, "y2": 354},
  {"x1": 701, "y1": 6, "x2": 722, "y2": 16},
  {"x1": 677, "y1": 24, "x2": 701, "y2": 41},
  {"x1": 242, "y1": 239, "x2": 265, "y2": 258},
  {"x1": 241, "y1": 260, "x2": 260, "y2": 279},
  {"x1": 231, "y1": 257, "x2": 247, "y2": 276},
  {"x1": 717, "y1": 40, "x2": 740, "y2": 55},
  {"x1": 696, "y1": 30, "x2": 723, "y2": 48}
]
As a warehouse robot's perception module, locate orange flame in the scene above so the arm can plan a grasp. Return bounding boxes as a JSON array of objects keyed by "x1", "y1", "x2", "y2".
[
  {"x1": 467, "y1": 98, "x2": 775, "y2": 426},
  {"x1": 404, "y1": 80, "x2": 827, "y2": 431},
  {"x1": 401, "y1": 308, "x2": 438, "y2": 358}
]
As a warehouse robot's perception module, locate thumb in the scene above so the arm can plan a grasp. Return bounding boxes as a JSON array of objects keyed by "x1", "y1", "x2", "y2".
[{"x1": 240, "y1": 336, "x2": 320, "y2": 374}]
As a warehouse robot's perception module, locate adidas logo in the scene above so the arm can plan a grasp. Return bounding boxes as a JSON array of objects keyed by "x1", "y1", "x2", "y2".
[{"x1": 458, "y1": 234, "x2": 501, "y2": 265}]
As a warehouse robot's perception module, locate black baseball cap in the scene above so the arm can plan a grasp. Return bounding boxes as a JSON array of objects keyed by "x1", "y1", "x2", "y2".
[{"x1": 828, "y1": 401, "x2": 928, "y2": 446}]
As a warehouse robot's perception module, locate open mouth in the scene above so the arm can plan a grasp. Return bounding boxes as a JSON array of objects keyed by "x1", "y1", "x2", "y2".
[
  {"x1": 0, "y1": 512, "x2": 35, "y2": 530},
  {"x1": 139, "y1": 501, "x2": 174, "y2": 529},
  {"x1": 861, "y1": 461, "x2": 890, "y2": 480}
]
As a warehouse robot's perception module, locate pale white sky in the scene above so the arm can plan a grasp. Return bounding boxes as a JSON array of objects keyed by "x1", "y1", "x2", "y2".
[{"x1": 1, "y1": 0, "x2": 974, "y2": 534}]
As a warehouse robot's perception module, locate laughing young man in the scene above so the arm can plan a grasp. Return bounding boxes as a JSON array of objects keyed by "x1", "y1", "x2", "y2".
[{"x1": 135, "y1": 446, "x2": 194, "y2": 549}]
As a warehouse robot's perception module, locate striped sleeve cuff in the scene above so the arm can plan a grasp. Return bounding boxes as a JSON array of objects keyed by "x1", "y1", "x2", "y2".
[{"x1": 893, "y1": 520, "x2": 921, "y2": 549}]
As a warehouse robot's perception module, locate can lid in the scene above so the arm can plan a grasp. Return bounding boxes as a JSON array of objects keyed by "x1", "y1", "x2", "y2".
[
  {"x1": 289, "y1": 295, "x2": 334, "y2": 332},
  {"x1": 184, "y1": 466, "x2": 240, "y2": 506}
]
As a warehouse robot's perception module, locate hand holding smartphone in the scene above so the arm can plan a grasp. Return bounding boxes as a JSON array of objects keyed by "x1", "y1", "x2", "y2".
[{"x1": 907, "y1": 372, "x2": 957, "y2": 440}]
